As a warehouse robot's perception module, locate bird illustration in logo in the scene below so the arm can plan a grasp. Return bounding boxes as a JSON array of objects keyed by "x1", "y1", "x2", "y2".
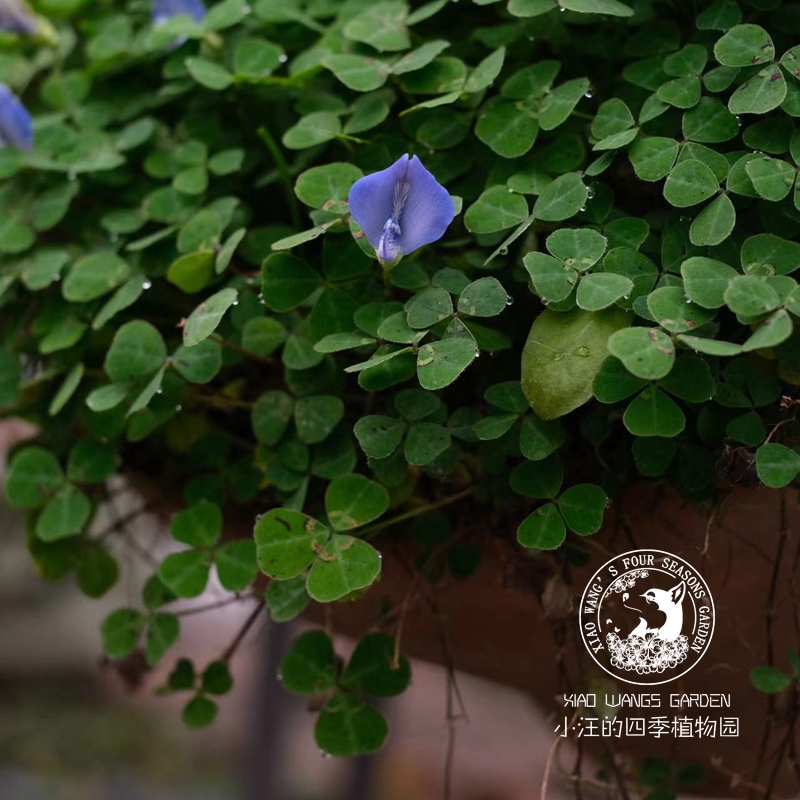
[{"x1": 629, "y1": 582, "x2": 686, "y2": 641}]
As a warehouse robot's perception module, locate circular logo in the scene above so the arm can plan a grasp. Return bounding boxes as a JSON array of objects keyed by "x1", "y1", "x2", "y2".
[{"x1": 579, "y1": 549, "x2": 714, "y2": 686}]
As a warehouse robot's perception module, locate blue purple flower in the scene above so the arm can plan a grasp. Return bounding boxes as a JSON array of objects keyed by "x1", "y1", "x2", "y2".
[
  {"x1": 0, "y1": 0, "x2": 37, "y2": 35},
  {"x1": 152, "y1": 0, "x2": 206, "y2": 26},
  {"x1": 348, "y1": 154, "x2": 455, "y2": 263},
  {"x1": 0, "y1": 83, "x2": 32, "y2": 151}
]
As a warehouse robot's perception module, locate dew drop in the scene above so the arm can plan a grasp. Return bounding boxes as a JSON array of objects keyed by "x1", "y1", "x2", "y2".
[
  {"x1": 142, "y1": 280, "x2": 153, "y2": 290},
  {"x1": 552, "y1": 353, "x2": 564, "y2": 362},
  {"x1": 156, "y1": 387, "x2": 163, "y2": 395},
  {"x1": 506, "y1": 296, "x2": 514, "y2": 306},
  {"x1": 175, "y1": 404, "x2": 182, "y2": 411},
  {"x1": 500, "y1": 247, "x2": 509, "y2": 255},
  {"x1": 579, "y1": 205, "x2": 587, "y2": 212},
  {"x1": 574, "y1": 346, "x2": 590, "y2": 357},
  {"x1": 584, "y1": 87, "x2": 594, "y2": 99},
  {"x1": 474, "y1": 350, "x2": 481, "y2": 358},
  {"x1": 278, "y1": 53, "x2": 288, "y2": 63},
  {"x1": 586, "y1": 186, "x2": 595, "y2": 200},
  {"x1": 232, "y1": 300, "x2": 239, "y2": 305}
]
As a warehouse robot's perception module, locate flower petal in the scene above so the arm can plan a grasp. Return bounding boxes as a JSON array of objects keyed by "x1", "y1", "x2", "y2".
[
  {"x1": 0, "y1": 83, "x2": 32, "y2": 151},
  {"x1": 348, "y1": 154, "x2": 411, "y2": 249},
  {"x1": 0, "y1": 0, "x2": 38, "y2": 35},
  {"x1": 397, "y1": 155, "x2": 455, "y2": 256},
  {"x1": 153, "y1": 0, "x2": 206, "y2": 24}
]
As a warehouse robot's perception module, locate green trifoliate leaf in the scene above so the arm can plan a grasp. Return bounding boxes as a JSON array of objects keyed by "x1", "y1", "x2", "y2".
[
  {"x1": 663, "y1": 160, "x2": 719, "y2": 207},
  {"x1": 254, "y1": 509, "x2": 329, "y2": 580},
  {"x1": 306, "y1": 535, "x2": 382, "y2": 602},
  {"x1": 623, "y1": 387, "x2": 686, "y2": 437},
  {"x1": 576, "y1": 273, "x2": 634, "y2": 311},
  {"x1": 607, "y1": 327, "x2": 675, "y2": 380},
  {"x1": 325, "y1": 474, "x2": 389, "y2": 531},
  {"x1": 714, "y1": 24, "x2": 774, "y2": 67},
  {"x1": 517, "y1": 504, "x2": 566, "y2": 550},
  {"x1": 315, "y1": 694, "x2": 388, "y2": 757},
  {"x1": 756, "y1": 443, "x2": 800, "y2": 488},
  {"x1": 558, "y1": 483, "x2": 607, "y2": 535},
  {"x1": 183, "y1": 288, "x2": 238, "y2": 347},
  {"x1": 464, "y1": 186, "x2": 529, "y2": 233}
]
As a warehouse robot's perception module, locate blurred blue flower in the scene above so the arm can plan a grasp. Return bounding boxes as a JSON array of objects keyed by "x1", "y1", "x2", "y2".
[
  {"x1": 0, "y1": 0, "x2": 37, "y2": 35},
  {"x1": 152, "y1": 0, "x2": 206, "y2": 26},
  {"x1": 0, "y1": 83, "x2": 32, "y2": 151},
  {"x1": 348, "y1": 154, "x2": 455, "y2": 263}
]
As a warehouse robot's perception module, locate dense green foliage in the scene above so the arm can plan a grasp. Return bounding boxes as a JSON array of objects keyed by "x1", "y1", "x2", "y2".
[{"x1": 4, "y1": 0, "x2": 800, "y2": 758}]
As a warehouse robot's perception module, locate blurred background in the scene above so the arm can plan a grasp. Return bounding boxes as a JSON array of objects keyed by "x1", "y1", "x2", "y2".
[{"x1": 0, "y1": 420, "x2": 571, "y2": 800}]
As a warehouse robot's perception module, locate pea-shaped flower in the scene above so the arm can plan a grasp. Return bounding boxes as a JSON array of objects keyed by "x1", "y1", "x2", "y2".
[
  {"x1": 152, "y1": 0, "x2": 206, "y2": 26},
  {"x1": 0, "y1": 0, "x2": 37, "y2": 36},
  {"x1": 348, "y1": 154, "x2": 455, "y2": 264},
  {"x1": 0, "y1": 83, "x2": 32, "y2": 151}
]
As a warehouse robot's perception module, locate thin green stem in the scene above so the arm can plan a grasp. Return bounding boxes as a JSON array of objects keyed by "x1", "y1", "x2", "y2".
[
  {"x1": 362, "y1": 486, "x2": 476, "y2": 540},
  {"x1": 210, "y1": 334, "x2": 272, "y2": 365},
  {"x1": 257, "y1": 126, "x2": 302, "y2": 230}
]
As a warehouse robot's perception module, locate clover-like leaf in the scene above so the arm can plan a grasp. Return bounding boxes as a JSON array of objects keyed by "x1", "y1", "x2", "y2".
[
  {"x1": 254, "y1": 509, "x2": 329, "y2": 580},
  {"x1": 517, "y1": 504, "x2": 566, "y2": 549},
  {"x1": 306, "y1": 535, "x2": 382, "y2": 602},
  {"x1": 714, "y1": 24, "x2": 774, "y2": 68},
  {"x1": 663, "y1": 160, "x2": 718, "y2": 207},
  {"x1": 608, "y1": 327, "x2": 675, "y2": 380},
  {"x1": 325, "y1": 474, "x2": 389, "y2": 531}
]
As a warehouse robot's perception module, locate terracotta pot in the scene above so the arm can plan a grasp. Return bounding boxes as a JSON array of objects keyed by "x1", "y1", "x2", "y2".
[
  {"x1": 306, "y1": 485, "x2": 800, "y2": 797},
  {"x1": 137, "y1": 471, "x2": 799, "y2": 796}
]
